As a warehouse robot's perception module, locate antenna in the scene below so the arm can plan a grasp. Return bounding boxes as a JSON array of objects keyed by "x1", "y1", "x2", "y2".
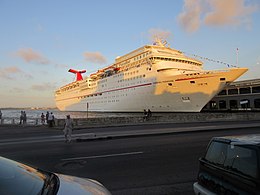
[{"x1": 236, "y1": 48, "x2": 239, "y2": 66}]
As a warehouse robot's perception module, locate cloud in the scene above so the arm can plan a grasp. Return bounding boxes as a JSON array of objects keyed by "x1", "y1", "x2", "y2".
[
  {"x1": 10, "y1": 87, "x2": 23, "y2": 93},
  {"x1": 83, "y1": 51, "x2": 107, "y2": 64},
  {"x1": 30, "y1": 82, "x2": 56, "y2": 91},
  {"x1": 15, "y1": 48, "x2": 50, "y2": 64},
  {"x1": 54, "y1": 63, "x2": 69, "y2": 69},
  {"x1": 36, "y1": 24, "x2": 44, "y2": 32},
  {"x1": 178, "y1": 0, "x2": 259, "y2": 32},
  {"x1": 0, "y1": 66, "x2": 32, "y2": 80},
  {"x1": 177, "y1": 0, "x2": 203, "y2": 33},
  {"x1": 204, "y1": 0, "x2": 258, "y2": 27},
  {"x1": 148, "y1": 29, "x2": 173, "y2": 42}
]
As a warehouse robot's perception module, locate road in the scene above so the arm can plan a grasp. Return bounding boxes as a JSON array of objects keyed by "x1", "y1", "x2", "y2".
[{"x1": 0, "y1": 122, "x2": 260, "y2": 194}]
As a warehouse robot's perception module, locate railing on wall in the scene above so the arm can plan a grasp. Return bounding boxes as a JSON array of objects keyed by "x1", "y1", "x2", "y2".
[{"x1": 0, "y1": 117, "x2": 42, "y2": 126}]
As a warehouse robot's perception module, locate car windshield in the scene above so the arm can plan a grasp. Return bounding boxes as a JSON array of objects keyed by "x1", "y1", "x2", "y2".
[{"x1": 0, "y1": 157, "x2": 49, "y2": 195}]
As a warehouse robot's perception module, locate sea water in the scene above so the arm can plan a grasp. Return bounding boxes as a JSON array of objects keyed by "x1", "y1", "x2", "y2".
[{"x1": 0, "y1": 109, "x2": 143, "y2": 119}]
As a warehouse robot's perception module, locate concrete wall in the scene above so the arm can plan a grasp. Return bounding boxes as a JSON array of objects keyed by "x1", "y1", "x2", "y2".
[{"x1": 55, "y1": 112, "x2": 260, "y2": 128}]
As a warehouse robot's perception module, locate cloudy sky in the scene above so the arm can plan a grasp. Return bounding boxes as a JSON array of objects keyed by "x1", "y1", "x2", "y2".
[{"x1": 0, "y1": 0, "x2": 260, "y2": 108}]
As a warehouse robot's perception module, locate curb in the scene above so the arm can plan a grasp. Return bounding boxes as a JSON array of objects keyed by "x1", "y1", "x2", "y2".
[{"x1": 75, "y1": 123, "x2": 260, "y2": 142}]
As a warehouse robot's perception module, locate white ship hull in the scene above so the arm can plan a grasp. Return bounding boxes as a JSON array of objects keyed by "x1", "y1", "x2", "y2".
[{"x1": 55, "y1": 41, "x2": 248, "y2": 112}]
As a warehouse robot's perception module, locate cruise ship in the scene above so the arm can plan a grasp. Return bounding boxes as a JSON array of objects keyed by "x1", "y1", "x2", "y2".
[{"x1": 55, "y1": 39, "x2": 248, "y2": 112}]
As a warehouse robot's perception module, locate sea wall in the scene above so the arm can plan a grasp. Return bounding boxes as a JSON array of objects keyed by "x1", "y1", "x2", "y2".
[
  {"x1": 55, "y1": 112, "x2": 260, "y2": 128},
  {"x1": 1, "y1": 112, "x2": 259, "y2": 127}
]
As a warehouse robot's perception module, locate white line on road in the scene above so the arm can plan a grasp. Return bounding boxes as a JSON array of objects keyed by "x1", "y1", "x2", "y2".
[{"x1": 61, "y1": 151, "x2": 144, "y2": 161}]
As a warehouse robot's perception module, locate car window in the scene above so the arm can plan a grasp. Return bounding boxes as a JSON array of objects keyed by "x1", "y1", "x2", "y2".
[
  {"x1": 205, "y1": 140, "x2": 259, "y2": 178},
  {"x1": 205, "y1": 141, "x2": 228, "y2": 165},
  {"x1": 225, "y1": 144, "x2": 258, "y2": 178}
]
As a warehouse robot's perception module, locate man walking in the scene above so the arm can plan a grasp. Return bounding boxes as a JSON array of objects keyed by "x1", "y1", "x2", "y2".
[{"x1": 63, "y1": 115, "x2": 73, "y2": 143}]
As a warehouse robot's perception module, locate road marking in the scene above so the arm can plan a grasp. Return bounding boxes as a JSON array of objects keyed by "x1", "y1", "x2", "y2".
[{"x1": 61, "y1": 151, "x2": 144, "y2": 161}]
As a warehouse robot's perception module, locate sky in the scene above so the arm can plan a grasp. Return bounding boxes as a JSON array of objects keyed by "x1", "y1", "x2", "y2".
[{"x1": 0, "y1": 0, "x2": 260, "y2": 108}]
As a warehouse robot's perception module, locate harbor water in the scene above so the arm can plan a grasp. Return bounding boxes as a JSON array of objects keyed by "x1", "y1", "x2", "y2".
[{"x1": 0, "y1": 109, "x2": 143, "y2": 119}]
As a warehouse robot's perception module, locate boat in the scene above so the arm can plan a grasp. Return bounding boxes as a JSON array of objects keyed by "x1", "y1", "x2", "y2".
[{"x1": 55, "y1": 39, "x2": 248, "y2": 112}]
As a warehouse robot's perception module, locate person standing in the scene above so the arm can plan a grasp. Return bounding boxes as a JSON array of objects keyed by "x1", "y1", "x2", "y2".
[
  {"x1": 0, "y1": 110, "x2": 2, "y2": 124},
  {"x1": 46, "y1": 111, "x2": 49, "y2": 126},
  {"x1": 41, "y1": 113, "x2": 45, "y2": 125},
  {"x1": 19, "y1": 111, "x2": 23, "y2": 125},
  {"x1": 48, "y1": 112, "x2": 54, "y2": 127},
  {"x1": 143, "y1": 109, "x2": 148, "y2": 121},
  {"x1": 147, "y1": 109, "x2": 152, "y2": 119},
  {"x1": 63, "y1": 115, "x2": 73, "y2": 142},
  {"x1": 23, "y1": 111, "x2": 27, "y2": 124},
  {"x1": 52, "y1": 112, "x2": 55, "y2": 126}
]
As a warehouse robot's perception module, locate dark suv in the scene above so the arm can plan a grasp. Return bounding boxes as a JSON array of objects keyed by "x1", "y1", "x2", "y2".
[{"x1": 194, "y1": 134, "x2": 260, "y2": 195}]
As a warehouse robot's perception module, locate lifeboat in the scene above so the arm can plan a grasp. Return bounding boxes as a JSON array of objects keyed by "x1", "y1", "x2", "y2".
[{"x1": 114, "y1": 67, "x2": 120, "y2": 71}]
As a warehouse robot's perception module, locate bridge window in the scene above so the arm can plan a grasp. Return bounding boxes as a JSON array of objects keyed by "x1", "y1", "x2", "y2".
[
  {"x1": 239, "y1": 87, "x2": 251, "y2": 94},
  {"x1": 219, "y1": 100, "x2": 226, "y2": 109},
  {"x1": 230, "y1": 100, "x2": 238, "y2": 109},
  {"x1": 218, "y1": 90, "x2": 227, "y2": 96},
  {"x1": 240, "y1": 99, "x2": 250, "y2": 108},
  {"x1": 252, "y1": 86, "x2": 260, "y2": 93},
  {"x1": 228, "y1": 88, "x2": 238, "y2": 95},
  {"x1": 209, "y1": 101, "x2": 217, "y2": 109},
  {"x1": 254, "y1": 99, "x2": 260, "y2": 108}
]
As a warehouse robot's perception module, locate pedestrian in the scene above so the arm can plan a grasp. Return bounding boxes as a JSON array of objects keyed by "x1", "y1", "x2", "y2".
[
  {"x1": 0, "y1": 110, "x2": 2, "y2": 124},
  {"x1": 48, "y1": 112, "x2": 54, "y2": 127},
  {"x1": 41, "y1": 113, "x2": 45, "y2": 125},
  {"x1": 23, "y1": 111, "x2": 27, "y2": 124},
  {"x1": 147, "y1": 109, "x2": 152, "y2": 120},
  {"x1": 143, "y1": 109, "x2": 148, "y2": 121},
  {"x1": 52, "y1": 112, "x2": 55, "y2": 126},
  {"x1": 46, "y1": 111, "x2": 49, "y2": 126},
  {"x1": 63, "y1": 115, "x2": 73, "y2": 143},
  {"x1": 19, "y1": 111, "x2": 24, "y2": 125}
]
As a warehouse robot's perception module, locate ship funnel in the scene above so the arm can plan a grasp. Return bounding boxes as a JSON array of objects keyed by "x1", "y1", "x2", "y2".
[{"x1": 68, "y1": 69, "x2": 86, "y2": 81}]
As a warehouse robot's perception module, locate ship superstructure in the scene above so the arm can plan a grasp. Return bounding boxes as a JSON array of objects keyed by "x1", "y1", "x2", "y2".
[{"x1": 55, "y1": 39, "x2": 247, "y2": 112}]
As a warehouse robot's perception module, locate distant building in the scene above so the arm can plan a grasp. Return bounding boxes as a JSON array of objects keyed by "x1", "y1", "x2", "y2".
[{"x1": 203, "y1": 79, "x2": 260, "y2": 111}]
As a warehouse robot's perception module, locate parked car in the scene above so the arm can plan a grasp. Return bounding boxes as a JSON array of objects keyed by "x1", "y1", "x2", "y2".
[
  {"x1": 193, "y1": 134, "x2": 260, "y2": 195},
  {"x1": 0, "y1": 156, "x2": 111, "y2": 195}
]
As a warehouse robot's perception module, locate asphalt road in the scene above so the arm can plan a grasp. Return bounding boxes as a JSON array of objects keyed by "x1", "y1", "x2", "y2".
[{"x1": 0, "y1": 122, "x2": 260, "y2": 194}]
